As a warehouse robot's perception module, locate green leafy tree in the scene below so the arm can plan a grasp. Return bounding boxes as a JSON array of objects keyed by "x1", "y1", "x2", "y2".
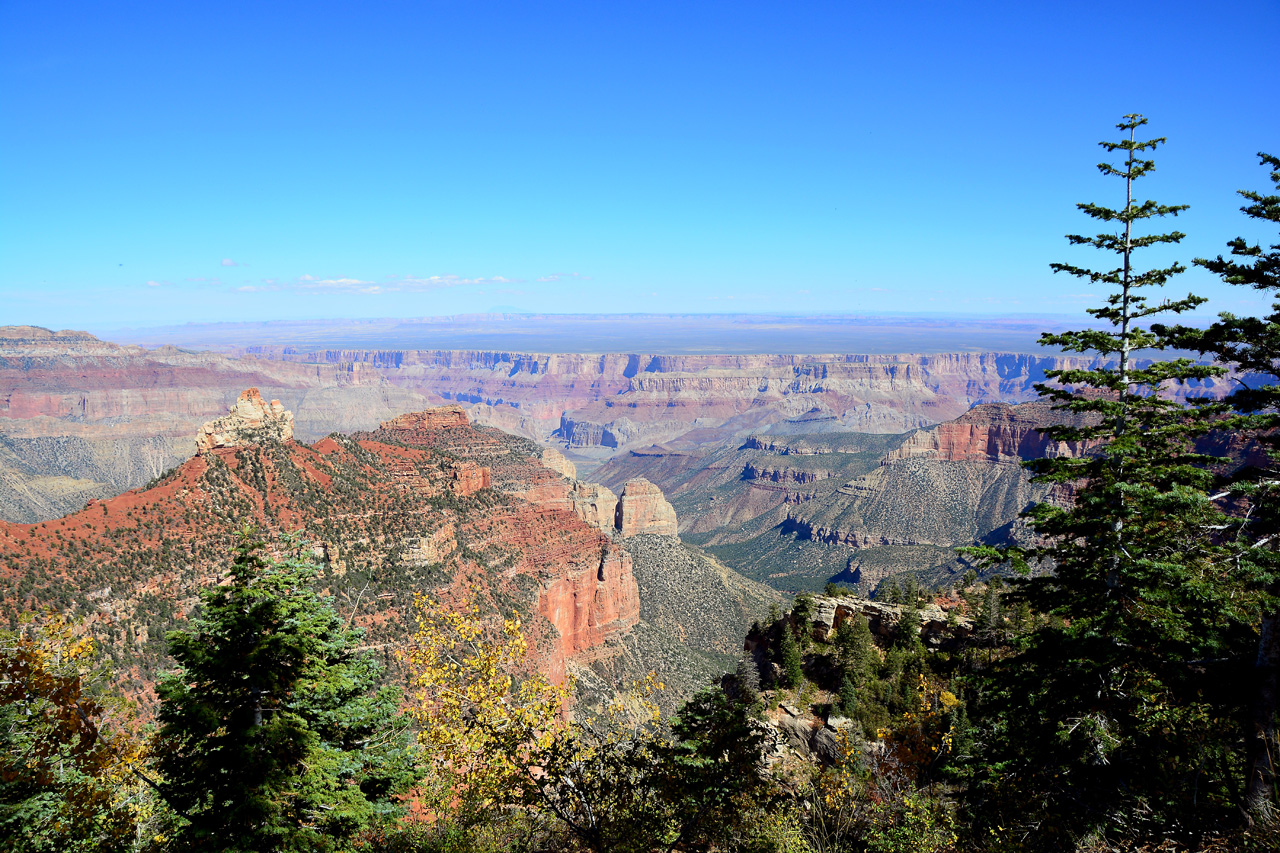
[
  {"x1": 0, "y1": 614, "x2": 143, "y2": 853},
  {"x1": 153, "y1": 529, "x2": 414, "y2": 852},
  {"x1": 1154, "y1": 152, "x2": 1280, "y2": 824},
  {"x1": 964, "y1": 115, "x2": 1254, "y2": 845}
]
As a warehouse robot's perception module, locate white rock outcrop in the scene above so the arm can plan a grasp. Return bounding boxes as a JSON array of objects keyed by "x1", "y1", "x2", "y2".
[{"x1": 196, "y1": 388, "x2": 294, "y2": 454}]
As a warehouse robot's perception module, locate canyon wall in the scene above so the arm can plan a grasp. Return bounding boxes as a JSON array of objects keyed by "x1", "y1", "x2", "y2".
[{"x1": 1, "y1": 326, "x2": 1233, "y2": 522}]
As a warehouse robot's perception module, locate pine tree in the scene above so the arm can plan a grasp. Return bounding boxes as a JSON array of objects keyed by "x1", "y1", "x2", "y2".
[
  {"x1": 777, "y1": 616, "x2": 804, "y2": 689},
  {"x1": 833, "y1": 613, "x2": 874, "y2": 686},
  {"x1": 881, "y1": 578, "x2": 901, "y2": 604},
  {"x1": 1153, "y1": 152, "x2": 1280, "y2": 824},
  {"x1": 895, "y1": 600, "x2": 922, "y2": 650},
  {"x1": 965, "y1": 116, "x2": 1253, "y2": 844},
  {"x1": 734, "y1": 654, "x2": 762, "y2": 704},
  {"x1": 153, "y1": 529, "x2": 414, "y2": 852},
  {"x1": 974, "y1": 584, "x2": 1001, "y2": 644}
]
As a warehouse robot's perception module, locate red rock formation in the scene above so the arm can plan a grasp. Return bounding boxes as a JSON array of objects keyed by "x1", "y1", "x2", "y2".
[
  {"x1": 567, "y1": 482, "x2": 617, "y2": 530},
  {"x1": 539, "y1": 447, "x2": 577, "y2": 480},
  {"x1": 884, "y1": 401, "x2": 1096, "y2": 464},
  {"x1": 742, "y1": 463, "x2": 833, "y2": 484},
  {"x1": 0, "y1": 407, "x2": 644, "y2": 700},
  {"x1": 537, "y1": 543, "x2": 639, "y2": 666},
  {"x1": 381, "y1": 406, "x2": 469, "y2": 432},
  {"x1": 448, "y1": 462, "x2": 491, "y2": 496},
  {"x1": 615, "y1": 478, "x2": 678, "y2": 537},
  {"x1": 249, "y1": 347, "x2": 1172, "y2": 448}
]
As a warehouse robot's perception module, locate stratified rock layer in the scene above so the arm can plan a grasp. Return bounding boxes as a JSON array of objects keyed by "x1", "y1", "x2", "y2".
[
  {"x1": 539, "y1": 447, "x2": 578, "y2": 480},
  {"x1": 615, "y1": 478, "x2": 678, "y2": 537},
  {"x1": 0, "y1": 404, "x2": 643, "y2": 700},
  {"x1": 885, "y1": 401, "x2": 1094, "y2": 463},
  {"x1": 568, "y1": 482, "x2": 619, "y2": 530}
]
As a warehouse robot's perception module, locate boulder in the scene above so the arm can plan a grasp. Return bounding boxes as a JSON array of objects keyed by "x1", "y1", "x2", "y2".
[
  {"x1": 776, "y1": 715, "x2": 813, "y2": 757},
  {"x1": 808, "y1": 595, "x2": 973, "y2": 647},
  {"x1": 811, "y1": 726, "x2": 844, "y2": 765}
]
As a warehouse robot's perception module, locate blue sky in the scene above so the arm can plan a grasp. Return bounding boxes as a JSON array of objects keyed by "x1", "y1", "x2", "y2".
[{"x1": 2, "y1": 0, "x2": 1277, "y2": 331}]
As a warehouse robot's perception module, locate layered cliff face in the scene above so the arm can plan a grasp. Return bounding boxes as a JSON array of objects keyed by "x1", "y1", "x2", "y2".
[
  {"x1": 884, "y1": 401, "x2": 1095, "y2": 463},
  {"x1": 0, "y1": 399, "x2": 748, "y2": 710},
  {"x1": 1, "y1": 327, "x2": 1233, "y2": 524},
  {"x1": 0, "y1": 403, "x2": 635, "y2": 693},
  {"x1": 615, "y1": 478, "x2": 679, "y2": 537},
  {"x1": 592, "y1": 400, "x2": 1092, "y2": 593},
  {"x1": 239, "y1": 347, "x2": 1211, "y2": 454},
  {"x1": 0, "y1": 327, "x2": 440, "y2": 521}
]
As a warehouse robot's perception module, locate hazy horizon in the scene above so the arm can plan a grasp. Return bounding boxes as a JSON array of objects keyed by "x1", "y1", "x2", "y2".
[{"x1": 78, "y1": 311, "x2": 1119, "y2": 356}]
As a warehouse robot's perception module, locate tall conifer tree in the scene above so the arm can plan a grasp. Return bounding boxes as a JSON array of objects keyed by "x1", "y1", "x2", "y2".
[
  {"x1": 153, "y1": 530, "x2": 413, "y2": 852},
  {"x1": 1154, "y1": 152, "x2": 1280, "y2": 824},
  {"x1": 966, "y1": 116, "x2": 1254, "y2": 845}
]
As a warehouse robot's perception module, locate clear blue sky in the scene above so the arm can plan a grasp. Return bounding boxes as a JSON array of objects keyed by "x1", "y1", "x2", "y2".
[{"x1": 2, "y1": 0, "x2": 1277, "y2": 331}]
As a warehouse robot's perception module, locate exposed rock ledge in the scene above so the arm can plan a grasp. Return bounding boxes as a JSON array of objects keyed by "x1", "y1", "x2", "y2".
[
  {"x1": 536, "y1": 450, "x2": 678, "y2": 539},
  {"x1": 742, "y1": 463, "x2": 833, "y2": 485},
  {"x1": 196, "y1": 388, "x2": 294, "y2": 454},
  {"x1": 615, "y1": 478, "x2": 678, "y2": 537}
]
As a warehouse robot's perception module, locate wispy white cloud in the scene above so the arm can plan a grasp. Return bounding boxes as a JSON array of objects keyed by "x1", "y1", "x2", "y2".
[
  {"x1": 537, "y1": 271, "x2": 592, "y2": 283},
  {"x1": 221, "y1": 258, "x2": 246, "y2": 267},
  {"x1": 297, "y1": 277, "x2": 377, "y2": 289},
  {"x1": 145, "y1": 280, "x2": 170, "y2": 288},
  {"x1": 228, "y1": 272, "x2": 528, "y2": 296},
  {"x1": 378, "y1": 274, "x2": 525, "y2": 293}
]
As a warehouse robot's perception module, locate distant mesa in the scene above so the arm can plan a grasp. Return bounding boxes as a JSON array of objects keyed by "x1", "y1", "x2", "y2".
[
  {"x1": 568, "y1": 481, "x2": 619, "y2": 531},
  {"x1": 0, "y1": 325, "x2": 99, "y2": 341},
  {"x1": 195, "y1": 388, "x2": 295, "y2": 454},
  {"x1": 380, "y1": 405, "x2": 470, "y2": 433},
  {"x1": 540, "y1": 446, "x2": 578, "y2": 480}
]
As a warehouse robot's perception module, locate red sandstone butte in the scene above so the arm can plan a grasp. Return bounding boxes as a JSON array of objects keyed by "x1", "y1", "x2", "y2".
[
  {"x1": 449, "y1": 462, "x2": 491, "y2": 496},
  {"x1": 382, "y1": 406, "x2": 470, "y2": 433},
  {"x1": 0, "y1": 401, "x2": 646, "y2": 699},
  {"x1": 537, "y1": 542, "x2": 639, "y2": 667},
  {"x1": 614, "y1": 478, "x2": 678, "y2": 537}
]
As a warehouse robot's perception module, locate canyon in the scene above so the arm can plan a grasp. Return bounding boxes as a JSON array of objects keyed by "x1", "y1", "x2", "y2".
[
  {"x1": 7, "y1": 324, "x2": 1230, "y2": 525},
  {"x1": 3, "y1": 323, "x2": 1234, "y2": 607},
  {"x1": 592, "y1": 401, "x2": 1094, "y2": 594},
  {"x1": 0, "y1": 391, "x2": 773, "y2": 709}
]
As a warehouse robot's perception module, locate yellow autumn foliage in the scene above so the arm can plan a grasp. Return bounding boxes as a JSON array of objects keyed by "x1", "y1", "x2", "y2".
[{"x1": 399, "y1": 591, "x2": 572, "y2": 824}]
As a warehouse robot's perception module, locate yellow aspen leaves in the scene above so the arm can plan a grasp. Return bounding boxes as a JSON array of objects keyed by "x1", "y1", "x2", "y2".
[{"x1": 399, "y1": 592, "x2": 572, "y2": 824}]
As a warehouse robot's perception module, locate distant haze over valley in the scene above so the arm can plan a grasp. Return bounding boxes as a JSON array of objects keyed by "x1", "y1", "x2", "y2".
[{"x1": 101, "y1": 313, "x2": 1099, "y2": 356}]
